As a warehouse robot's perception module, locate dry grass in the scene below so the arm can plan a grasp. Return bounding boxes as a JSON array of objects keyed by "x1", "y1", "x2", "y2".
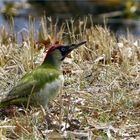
[{"x1": 0, "y1": 17, "x2": 140, "y2": 139}]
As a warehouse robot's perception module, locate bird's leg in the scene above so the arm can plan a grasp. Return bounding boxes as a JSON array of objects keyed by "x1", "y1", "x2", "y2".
[{"x1": 44, "y1": 105, "x2": 51, "y2": 114}]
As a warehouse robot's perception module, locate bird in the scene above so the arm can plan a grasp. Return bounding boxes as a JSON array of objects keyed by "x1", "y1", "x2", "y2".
[{"x1": 0, "y1": 41, "x2": 86, "y2": 110}]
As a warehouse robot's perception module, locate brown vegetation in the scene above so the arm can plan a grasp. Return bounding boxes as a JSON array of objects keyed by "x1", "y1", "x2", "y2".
[{"x1": 0, "y1": 17, "x2": 140, "y2": 139}]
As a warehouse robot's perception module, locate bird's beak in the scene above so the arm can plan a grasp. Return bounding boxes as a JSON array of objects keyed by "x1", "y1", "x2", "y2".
[
  {"x1": 61, "y1": 41, "x2": 86, "y2": 60},
  {"x1": 68, "y1": 41, "x2": 87, "y2": 51}
]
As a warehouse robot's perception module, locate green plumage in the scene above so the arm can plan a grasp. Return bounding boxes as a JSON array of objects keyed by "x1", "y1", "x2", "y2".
[
  {"x1": 9, "y1": 65, "x2": 60, "y2": 98},
  {"x1": 0, "y1": 64, "x2": 62, "y2": 108}
]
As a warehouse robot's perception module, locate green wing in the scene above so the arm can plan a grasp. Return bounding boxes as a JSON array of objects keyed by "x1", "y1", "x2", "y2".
[{"x1": 2, "y1": 66, "x2": 60, "y2": 102}]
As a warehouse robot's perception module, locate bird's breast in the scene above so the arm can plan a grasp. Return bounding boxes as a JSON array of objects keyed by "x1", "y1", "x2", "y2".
[{"x1": 35, "y1": 75, "x2": 64, "y2": 107}]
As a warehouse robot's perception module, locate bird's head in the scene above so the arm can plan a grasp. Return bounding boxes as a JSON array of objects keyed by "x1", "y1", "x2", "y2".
[{"x1": 43, "y1": 41, "x2": 86, "y2": 68}]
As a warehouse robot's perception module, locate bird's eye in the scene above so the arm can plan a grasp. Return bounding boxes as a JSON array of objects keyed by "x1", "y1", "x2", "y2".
[{"x1": 61, "y1": 47, "x2": 66, "y2": 52}]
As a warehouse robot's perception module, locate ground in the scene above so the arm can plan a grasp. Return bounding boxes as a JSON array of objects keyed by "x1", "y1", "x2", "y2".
[{"x1": 0, "y1": 18, "x2": 140, "y2": 139}]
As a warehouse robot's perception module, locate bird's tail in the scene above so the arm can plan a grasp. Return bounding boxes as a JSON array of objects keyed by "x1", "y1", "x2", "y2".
[{"x1": 0, "y1": 95, "x2": 28, "y2": 108}]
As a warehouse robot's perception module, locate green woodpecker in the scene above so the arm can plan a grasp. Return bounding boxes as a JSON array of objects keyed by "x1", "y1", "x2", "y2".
[{"x1": 0, "y1": 41, "x2": 86, "y2": 109}]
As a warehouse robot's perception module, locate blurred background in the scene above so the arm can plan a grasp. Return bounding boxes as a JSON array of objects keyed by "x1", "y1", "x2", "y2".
[{"x1": 0, "y1": 0, "x2": 140, "y2": 38}]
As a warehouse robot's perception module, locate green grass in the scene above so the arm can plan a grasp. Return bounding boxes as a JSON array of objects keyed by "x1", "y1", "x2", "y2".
[{"x1": 0, "y1": 17, "x2": 140, "y2": 139}]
